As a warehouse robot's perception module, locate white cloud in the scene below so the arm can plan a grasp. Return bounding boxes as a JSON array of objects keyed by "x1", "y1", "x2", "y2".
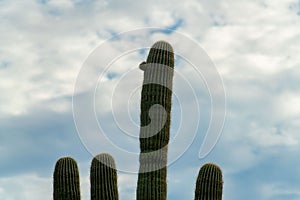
[
  {"x1": 46, "y1": 0, "x2": 74, "y2": 9},
  {"x1": 0, "y1": 174, "x2": 52, "y2": 200},
  {"x1": 118, "y1": 173, "x2": 138, "y2": 199},
  {"x1": 274, "y1": 92, "x2": 300, "y2": 119},
  {"x1": 261, "y1": 182, "x2": 300, "y2": 199},
  {"x1": 249, "y1": 126, "x2": 298, "y2": 147}
]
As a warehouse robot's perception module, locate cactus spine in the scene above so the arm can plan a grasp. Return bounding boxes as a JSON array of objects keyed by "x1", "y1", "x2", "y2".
[
  {"x1": 53, "y1": 157, "x2": 81, "y2": 200},
  {"x1": 90, "y1": 153, "x2": 119, "y2": 200},
  {"x1": 194, "y1": 163, "x2": 223, "y2": 200},
  {"x1": 137, "y1": 41, "x2": 175, "y2": 200}
]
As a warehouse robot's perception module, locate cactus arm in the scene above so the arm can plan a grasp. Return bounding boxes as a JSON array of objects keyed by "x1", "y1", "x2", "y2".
[
  {"x1": 194, "y1": 163, "x2": 223, "y2": 200},
  {"x1": 90, "y1": 153, "x2": 119, "y2": 200},
  {"x1": 53, "y1": 157, "x2": 81, "y2": 200}
]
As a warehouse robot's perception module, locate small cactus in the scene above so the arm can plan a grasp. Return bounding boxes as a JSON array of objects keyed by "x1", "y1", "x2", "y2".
[
  {"x1": 194, "y1": 163, "x2": 223, "y2": 200},
  {"x1": 90, "y1": 153, "x2": 119, "y2": 200},
  {"x1": 53, "y1": 157, "x2": 81, "y2": 200}
]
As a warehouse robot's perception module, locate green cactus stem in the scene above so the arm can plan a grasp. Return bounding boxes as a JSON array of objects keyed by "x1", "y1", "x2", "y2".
[
  {"x1": 53, "y1": 157, "x2": 81, "y2": 200},
  {"x1": 90, "y1": 153, "x2": 119, "y2": 200},
  {"x1": 136, "y1": 41, "x2": 175, "y2": 200},
  {"x1": 194, "y1": 163, "x2": 223, "y2": 200}
]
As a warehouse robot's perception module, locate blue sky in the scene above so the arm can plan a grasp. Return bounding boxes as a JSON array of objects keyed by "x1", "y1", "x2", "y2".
[{"x1": 1, "y1": 0, "x2": 300, "y2": 199}]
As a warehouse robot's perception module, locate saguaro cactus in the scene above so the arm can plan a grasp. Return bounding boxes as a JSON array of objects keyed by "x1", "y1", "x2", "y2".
[
  {"x1": 90, "y1": 153, "x2": 119, "y2": 200},
  {"x1": 136, "y1": 41, "x2": 175, "y2": 200},
  {"x1": 194, "y1": 163, "x2": 223, "y2": 200},
  {"x1": 53, "y1": 157, "x2": 81, "y2": 200},
  {"x1": 52, "y1": 40, "x2": 224, "y2": 200}
]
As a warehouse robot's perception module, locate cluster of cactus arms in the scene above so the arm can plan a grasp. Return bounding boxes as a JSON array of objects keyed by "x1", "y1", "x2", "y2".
[
  {"x1": 53, "y1": 41, "x2": 223, "y2": 200},
  {"x1": 53, "y1": 154, "x2": 119, "y2": 200}
]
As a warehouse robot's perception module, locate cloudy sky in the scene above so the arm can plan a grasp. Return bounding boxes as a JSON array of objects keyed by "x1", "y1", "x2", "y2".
[{"x1": 1, "y1": 0, "x2": 300, "y2": 199}]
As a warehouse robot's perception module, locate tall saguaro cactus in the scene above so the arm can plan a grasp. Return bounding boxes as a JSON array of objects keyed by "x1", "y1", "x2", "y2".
[
  {"x1": 194, "y1": 163, "x2": 223, "y2": 200},
  {"x1": 90, "y1": 153, "x2": 119, "y2": 200},
  {"x1": 137, "y1": 41, "x2": 175, "y2": 200},
  {"x1": 53, "y1": 157, "x2": 81, "y2": 200}
]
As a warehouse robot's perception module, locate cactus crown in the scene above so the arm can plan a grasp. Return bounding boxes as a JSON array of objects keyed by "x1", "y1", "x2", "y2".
[
  {"x1": 140, "y1": 40, "x2": 174, "y2": 71},
  {"x1": 90, "y1": 153, "x2": 119, "y2": 200},
  {"x1": 53, "y1": 157, "x2": 81, "y2": 200},
  {"x1": 147, "y1": 41, "x2": 174, "y2": 66},
  {"x1": 91, "y1": 153, "x2": 117, "y2": 169},
  {"x1": 194, "y1": 162, "x2": 223, "y2": 200}
]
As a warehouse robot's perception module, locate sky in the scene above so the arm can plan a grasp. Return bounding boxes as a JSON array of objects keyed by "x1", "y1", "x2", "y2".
[{"x1": 1, "y1": 0, "x2": 300, "y2": 199}]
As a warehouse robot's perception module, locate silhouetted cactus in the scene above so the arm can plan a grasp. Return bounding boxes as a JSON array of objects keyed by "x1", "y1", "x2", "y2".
[
  {"x1": 137, "y1": 41, "x2": 175, "y2": 200},
  {"x1": 53, "y1": 157, "x2": 81, "y2": 200},
  {"x1": 90, "y1": 153, "x2": 119, "y2": 200},
  {"x1": 194, "y1": 163, "x2": 223, "y2": 200}
]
